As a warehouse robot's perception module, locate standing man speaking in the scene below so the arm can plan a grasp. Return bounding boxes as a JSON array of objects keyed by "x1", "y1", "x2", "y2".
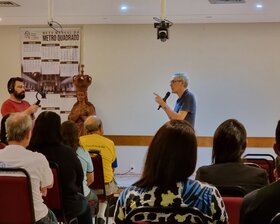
[{"x1": 154, "y1": 72, "x2": 196, "y2": 127}]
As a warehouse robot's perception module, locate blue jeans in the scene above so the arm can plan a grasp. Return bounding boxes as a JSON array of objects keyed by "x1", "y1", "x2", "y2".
[{"x1": 36, "y1": 209, "x2": 57, "y2": 224}]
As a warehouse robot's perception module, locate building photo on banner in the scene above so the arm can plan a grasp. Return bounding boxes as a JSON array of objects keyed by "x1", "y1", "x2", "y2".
[{"x1": 20, "y1": 28, "x2": 81, "y2": 121}]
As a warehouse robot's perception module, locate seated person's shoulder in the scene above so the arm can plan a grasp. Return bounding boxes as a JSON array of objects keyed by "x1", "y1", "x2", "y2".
[
  {"x1": 185, "y1": 178, "x2": 217, "y2": 192},
  {"x1": 196, "y1": 164, "x2": 211, "y2": 171},
  {"x1": 195, "y1": 164, "x2": 216, "y2": 176},
  {"x1": 242, "y1": 162, "x2": 269, "y2": 176},
  {"x1": 59, "y1": 144, "x2": 78, "y2": 158},
  {"x1": 98, "y1": 135, "x2": 115, "y2": 147},
  {"x1": 79, "y1": 134, "x2": 89, "y2": 142}
]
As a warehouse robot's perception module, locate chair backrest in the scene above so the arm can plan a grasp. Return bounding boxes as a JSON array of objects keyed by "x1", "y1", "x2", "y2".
[
  {"x1": 0, "y1": 167, "x2": 35, "y2": 224},
  {"x1": 43, "y1": 161, "x2": 65, "y2": 221},
  {"x1": 89, "y1": 150, "x2": 118, "y2": 222},
  {"x1": 0, "y1": 142, "x2": 6, "y2": 149},
  {"x1": 243, "y1": 153, "x2": 276, "y2": 182},
  {"x1": 222, "y1": 196, "x2": 243, "y2": 224},
  {"x1": 216, "y1": 185, "x2": 246, "y2": 197},
  {"x1": 244, "y1": 162, "x2": 261, "y2": 168},
  {"x1": 124, "y1": 206, "x2": 211, "y2": 224},
  {"x1": 88, "y1": 150, "x2": 107, "y2": 198},
  {"x1": 270, "y1": 212, "x2": 280, "y2": 224}
]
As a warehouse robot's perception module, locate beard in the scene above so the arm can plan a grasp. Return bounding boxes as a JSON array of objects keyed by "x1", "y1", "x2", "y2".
[{"x1": 14, "y1": 91, "x2": 25, "y2": 100}]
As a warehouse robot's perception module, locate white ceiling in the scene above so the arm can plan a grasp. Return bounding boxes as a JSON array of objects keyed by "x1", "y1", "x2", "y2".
[{"x1": 0, "y1": 0, "x2": 280, "y2": 25}]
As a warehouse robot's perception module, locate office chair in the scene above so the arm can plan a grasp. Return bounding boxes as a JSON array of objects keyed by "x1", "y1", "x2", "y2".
[
  {"x1": 222, "y1": 196, "x2": 243, "y2": 224},
  {"x1": 0, "y1": 167, "x2": 35, "y2": 223},
  {"x1": 216, "y1": 186, "x2": 245, "y2": 224},
  {"x1": 270, "y1": 212, "x2": 280, "y2": 224},
  {"x1": 0, "y1": 142, "x2": 6, "y2": 149},
  {"x1": 88, "y1": 150, "x2": 116, "y2": 224},
  {"x1": 43, "y1": 161, "x2": 66, "y2": 222},
  {"x1": 243, "y1": 153, "x2": 276, "y2": 182},
  {"x1": 43, "y1": 161, "x2": 78, "y2": 224}
]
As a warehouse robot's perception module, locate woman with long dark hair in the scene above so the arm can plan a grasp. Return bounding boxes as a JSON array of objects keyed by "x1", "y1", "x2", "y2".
[
  {"x1": 28, "y1": 111, "x2": 93, "y2": 224},
  {"x1": 61, "y1": 120, "x2": 98, "y2": 215},
  {"x1": 114, "y1": 120, "x2": 228, "y2": 224}
]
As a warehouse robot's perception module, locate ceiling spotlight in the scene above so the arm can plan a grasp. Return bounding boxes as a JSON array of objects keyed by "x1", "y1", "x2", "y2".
[{"x1": 120, "y1": 5, "x2": 128, "y2": 12}]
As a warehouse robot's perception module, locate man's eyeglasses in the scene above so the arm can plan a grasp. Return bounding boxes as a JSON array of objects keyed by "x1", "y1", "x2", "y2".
[{"x1": 170, "y1": 80, "x2": 182, "y2": 84}]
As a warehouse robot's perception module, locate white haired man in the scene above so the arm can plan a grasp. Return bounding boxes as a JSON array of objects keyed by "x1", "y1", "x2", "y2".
[
  {"x1": 154, "y1": 72, "x2": 196, "y2": 127},
  {"x1": 0, "y1": 112, "x2": 57, "y2": 224}
]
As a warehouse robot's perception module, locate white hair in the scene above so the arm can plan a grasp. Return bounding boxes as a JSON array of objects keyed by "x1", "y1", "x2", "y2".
[{"x1": 172, "y1": 72, "x2": 189, "y2": 88}]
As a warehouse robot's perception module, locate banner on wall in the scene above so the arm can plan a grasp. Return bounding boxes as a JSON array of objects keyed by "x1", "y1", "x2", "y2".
[{"x1": 20, "y1": 28, "x2": 81, "y2": 121}]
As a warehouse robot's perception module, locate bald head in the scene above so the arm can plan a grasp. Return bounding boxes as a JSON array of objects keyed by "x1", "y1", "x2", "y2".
[
  {"x1": 84, "y1": 115, "x2": 103, "y2": 134},
  {"x1": 6, "y1": 112, "x2": 32, "y2": 143}
]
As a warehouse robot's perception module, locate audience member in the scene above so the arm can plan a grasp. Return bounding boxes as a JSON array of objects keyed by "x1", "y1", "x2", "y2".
[
  {"x1": 273, "y1": 156, "x2": 280, "y2": 180},
  {"x1": 154, "y1": 72, "x2": 196, "y2": 127},
  {"x1": 1, "y1": 77, "x2": 39, "y2": 118},
  {"x1": 61, "y1": 120, "x2": 98, "y2": 215},
  {"x1": 114, "y1": 120, "x2": 228, "y2": 224},
  {"x1": 28, "y1": 111, "x2": 93, "y2": 224},
  {"x1": 0, "y1": 112, "x2": 57, "y2": 223},
  {"x1": 0, "y1": 114, "x2": 10, "y2": 149},
  {"x1": 195, "y1": 119, "x2": 268, "y2": 194},
  {"x1": 80, "y1": 115, "x2": 118, "y2": 224},
  {"x1": 273, "y1": 120, "x2": 280, "y2": 156},
  {"x1": 240, "y1": 121, "x2": 280, "y2": 224}
]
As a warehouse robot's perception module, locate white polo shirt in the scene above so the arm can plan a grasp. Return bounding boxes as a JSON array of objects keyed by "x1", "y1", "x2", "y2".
[{"x1": 0, "y1": 145, "x2": 53, "y2": 221}]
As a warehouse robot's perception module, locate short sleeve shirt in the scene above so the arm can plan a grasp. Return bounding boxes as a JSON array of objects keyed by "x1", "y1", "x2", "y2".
[
  {"x1": 76, "y1": 146, "x2": 94, "y2": 196},
  {"x1": 174, "y1": 89, "x2": 196, "y2": 127}
]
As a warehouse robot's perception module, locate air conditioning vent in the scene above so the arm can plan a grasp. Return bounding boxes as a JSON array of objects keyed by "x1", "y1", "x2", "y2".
[
  {"x1": 0, "y1": 1, "x2": 20, "y2": 7},
  {"x1": 209, "y1": 0, "x2": 245, "y2": 4}
]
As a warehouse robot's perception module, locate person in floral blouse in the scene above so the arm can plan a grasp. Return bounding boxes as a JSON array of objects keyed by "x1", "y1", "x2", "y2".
[{"x1": 114, "y1": 120, "x2": 228, "y2": 224}]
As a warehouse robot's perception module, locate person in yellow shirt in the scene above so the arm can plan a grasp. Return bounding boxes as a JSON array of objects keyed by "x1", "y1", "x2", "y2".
[{"x1": 80, "y1": 115, "x2": 118, "y2": 224}]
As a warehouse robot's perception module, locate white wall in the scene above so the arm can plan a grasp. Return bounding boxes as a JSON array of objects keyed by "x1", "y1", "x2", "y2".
[
  {"x1": 0, "y1": 23, "x2": 279, "y2": 174},
  {"x1": 0, "y1": 26, "x2": 22, "y2": 101}
]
